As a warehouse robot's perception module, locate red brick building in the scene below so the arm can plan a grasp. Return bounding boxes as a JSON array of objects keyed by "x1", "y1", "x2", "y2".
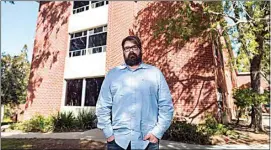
[{"x1": 22, "y1": 1, "x2": 263, "y2": 123}]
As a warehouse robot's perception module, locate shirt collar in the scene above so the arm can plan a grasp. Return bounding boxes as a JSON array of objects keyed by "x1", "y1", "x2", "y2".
[{"x1": 119, "y1": 62, "x2": 149, "y2": 70}]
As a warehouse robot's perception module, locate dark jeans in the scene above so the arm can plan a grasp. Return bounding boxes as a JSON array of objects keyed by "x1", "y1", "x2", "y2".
[{"x1": 107, "y1": 140, "x2": 159, "y2": 150}]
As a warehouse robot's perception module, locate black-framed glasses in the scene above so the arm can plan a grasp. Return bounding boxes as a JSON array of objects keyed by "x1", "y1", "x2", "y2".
[{"x1": 123, "y1": 45, "x2": 139, "y2": 52}]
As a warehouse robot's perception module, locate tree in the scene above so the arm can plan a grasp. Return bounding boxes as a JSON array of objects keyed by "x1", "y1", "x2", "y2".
[
  {"x1": 233, "y1": 88, "x2": 269, "y2": 125},
  {"x1": 1, "y1": 45, "x2": 30, "y2": 107},
  {"x1": 152, "y1": 1, "x2": 270, "y2": 132},
  {"x1": 227, "y1": 1, "x2": 270, "y2": 132}
]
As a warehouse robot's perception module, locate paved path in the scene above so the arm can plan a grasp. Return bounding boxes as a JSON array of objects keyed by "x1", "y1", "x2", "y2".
[{"x1": 2, "y1": 129, "x2": 269, "y2": 149}]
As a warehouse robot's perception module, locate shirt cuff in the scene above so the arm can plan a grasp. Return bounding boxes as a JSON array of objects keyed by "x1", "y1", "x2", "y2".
[
  {"x1": 102, "y1": 126, "x2": 113, "y2": 138},
  {"x1": 150, "y1": 126, "x2": 164, "y2": 139}
]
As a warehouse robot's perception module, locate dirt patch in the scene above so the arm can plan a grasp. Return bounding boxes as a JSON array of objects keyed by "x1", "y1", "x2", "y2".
[
  {"x1": 1, "y1": 138, "x2": 106, "y2": 150},
  {"x1": 211, "y1": 124, "x2": 270, "y2": 145}
]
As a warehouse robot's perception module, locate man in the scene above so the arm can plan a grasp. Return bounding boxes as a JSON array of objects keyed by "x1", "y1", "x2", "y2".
[{"x1": 96, "y1": 36, "x2": 174, "y2": 150}]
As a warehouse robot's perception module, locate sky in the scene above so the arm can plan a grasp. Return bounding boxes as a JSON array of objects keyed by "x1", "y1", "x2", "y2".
[{"x1": 1, "y1": 1, "x2": 39, "y2": 62}]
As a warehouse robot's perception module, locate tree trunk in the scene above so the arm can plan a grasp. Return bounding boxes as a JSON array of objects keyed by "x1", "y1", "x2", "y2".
[
  {"x1": 255, "y1": 104, "x2": 265, "y2": 132},
  {"x1": 236, "y1": 108, "x2": 241, "y2": 125},
  {"x1": 250, "y1": 49, "x2": 265, "y2": 132},
  {"x1": 249, "y1": 105, "x2": 255, "y2": 128}
]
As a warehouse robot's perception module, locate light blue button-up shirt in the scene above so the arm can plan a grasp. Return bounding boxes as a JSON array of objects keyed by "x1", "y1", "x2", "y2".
[{"x1": 95, "y1": 62, "x2": 174, "y2": 149}]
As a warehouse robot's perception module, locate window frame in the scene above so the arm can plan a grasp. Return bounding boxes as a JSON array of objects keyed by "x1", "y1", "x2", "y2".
[
  {"x1": 64, "y1": 77, "x2": 105, "y2": 107},
  {"x1": 72, "y1": 1, "x2": 108, "y2": 14},
  {"x1": 69, "y1": 25, "x2": 107, "y2": 57}
]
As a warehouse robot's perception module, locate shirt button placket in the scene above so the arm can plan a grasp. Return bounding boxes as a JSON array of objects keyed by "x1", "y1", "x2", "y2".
[
  {"x1": 131, "y1": 71, "x2": 136, "y2": 132},
  {"x1": 130, "y1": 71, "x2": 135, "y2": 136}
]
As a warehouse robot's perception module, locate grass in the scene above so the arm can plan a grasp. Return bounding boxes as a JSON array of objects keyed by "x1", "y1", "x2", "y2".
[
  {"x1": 1, "y1": 138, "x2": 106, "y2": 150},
  {"x1": 1, "y1": 139, "x2": 32, "y2": 149}
]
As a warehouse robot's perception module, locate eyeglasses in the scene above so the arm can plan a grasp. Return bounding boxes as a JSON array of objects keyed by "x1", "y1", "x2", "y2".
[{"x1": 123, "y1": 45, "x2": 139, "y2": 52}]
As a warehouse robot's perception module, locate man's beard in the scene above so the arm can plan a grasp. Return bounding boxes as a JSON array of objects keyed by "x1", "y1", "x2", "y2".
[{"x1": 124, "y1": 51, "x2": 142, "y2": 66}]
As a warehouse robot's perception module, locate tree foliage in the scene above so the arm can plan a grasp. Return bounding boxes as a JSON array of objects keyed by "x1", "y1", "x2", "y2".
[
  {"x1": 233, "y1": 1, "x2": 270, "y2": 83},
  {"x1": 1, "y1": 45, "x2": 30, "y2": 107},
  {"x1": 233, "y1": 88, "x2": 270, "y2": 108}
]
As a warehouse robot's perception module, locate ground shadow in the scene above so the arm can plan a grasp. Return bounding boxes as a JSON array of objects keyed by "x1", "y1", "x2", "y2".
[{"x1": 1, "y1": 138, "x2": 106, "y2": 150}]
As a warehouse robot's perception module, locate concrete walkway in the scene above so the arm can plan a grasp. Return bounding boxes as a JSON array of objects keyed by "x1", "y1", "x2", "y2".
[{"x1": 2, "y1": 129, "x2": 269, "y2": 149}]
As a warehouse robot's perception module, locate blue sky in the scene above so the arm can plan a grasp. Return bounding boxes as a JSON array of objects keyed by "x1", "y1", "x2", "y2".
[{"x1": 1, "y1": 1, "x2": 39, "y2": 62}]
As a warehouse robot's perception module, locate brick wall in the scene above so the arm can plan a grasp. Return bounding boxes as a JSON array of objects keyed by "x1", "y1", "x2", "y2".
[
  {"x1": 23, "y1": 1, "x2": 72, "y2": 120},
  {"x1": 237, "y1": 73, "x2": 269, "y2": 89},
  {"x1": 107, "y1": 1, "x2": 217, "y2": 123}
]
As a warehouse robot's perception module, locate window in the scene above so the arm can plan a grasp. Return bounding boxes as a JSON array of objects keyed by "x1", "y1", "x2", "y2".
[
  {"x1": 91, "y1": 1, "x2": 107, "y2": 9},
  {"x1": 85, "y1": 77, "x2": 104, "y2": 106},
  {"x1": 69, "y1": 25, "x2": 107, "y2": 57},
  {"x1": 73, "y1": 1, "x2": 89, "y2": 14},
  {"x1": 65, "y1": 79, "x2": 83, "y2": 106},
  {"x1": 65, "y1": 77, "x2": 104, "y2": 107},
  {"x1": 73, "y1": 1, "x2": 108, "y2": 14}
]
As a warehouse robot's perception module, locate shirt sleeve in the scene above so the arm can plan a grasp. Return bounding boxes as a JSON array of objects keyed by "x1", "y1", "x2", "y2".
[
  {"x1": 95, "y1": 69, "x2": 114, "y2": 138},
  {"x1": 150, "y1": 69, "x2": 174, "y2": 139}
]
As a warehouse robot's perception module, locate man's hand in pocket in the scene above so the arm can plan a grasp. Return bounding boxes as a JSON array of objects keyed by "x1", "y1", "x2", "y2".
[
  {"x1": 143, "y1": 133, "x2": 158, "y2": 143},
  {"x1": 107, "y1": 135, "x2": 115, "y2": 142}
]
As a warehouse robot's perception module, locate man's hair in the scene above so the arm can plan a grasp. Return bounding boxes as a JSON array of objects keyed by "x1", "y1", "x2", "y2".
[{"x1": 121, "y1": 36, "x2": 142, "y2": 51}]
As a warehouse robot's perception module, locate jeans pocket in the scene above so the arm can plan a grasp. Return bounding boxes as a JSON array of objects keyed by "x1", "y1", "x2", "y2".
[
  {"x1": 146, "y1": 141, "x2": 159, "y2": 150},
  {"x1": 107, "y1": 139, "x2": 115, "y2": 144}
]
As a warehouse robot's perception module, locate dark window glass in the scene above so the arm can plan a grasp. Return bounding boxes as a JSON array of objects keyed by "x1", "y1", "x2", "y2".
[
  {"x1": 93, "y1": 47, "x2": 102, "y2": 54},
  {"x1": 88, "y1": 33, "x2": 107, "y2": 48},
  {"x1": 106, "y1": 1, "x2": 109, "y2": 5},
  {"x1": 70, "y1": 37, "x2": 87, "y2": 51},
  {"x1": 82, "y1": 49, "x2": 86, "y2": 55},
  {"x1": 73, "y1": 50, "x2": 82, "y2": 57},
  {"x1": 94, "y1": 27, "x2": 103, "y2": 33},
  {"x1": 71, "y1": 34, "x2": 74, "y2": 38},
  {"x1": 73, "y1": 1, "x2": 89, "y2": 9},
  {"x1": 91, "y1": 1, "x2": 98, "y2": 4},
  {"x1": 65, "y1": 79, "x2": 83, "y2": 106},
  {"x1": 95, "y1": 2, "x2": 104, "y2": 7},
  {"x1": 85, "y1": 77, "x2": 104, "y2": 106},
  {"x1": 74, "y1": 32, "x2": 83, "y2": 38}
]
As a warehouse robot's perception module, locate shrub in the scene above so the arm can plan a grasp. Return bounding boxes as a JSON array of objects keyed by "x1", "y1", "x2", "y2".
[
  {"x1": 162, "y1": 120, "x2": 211, "y2": 145},
  {"x1": 51, "y1": 111, "x2": 77, "y2": 132},
  {"x1": 43, "y1": 116, "x2": 54, "y2": 132},
  {"x1": 76, "y1": 109, "x2": 97, "y2": 130},
  {"x1": 163, "y1": 115, "x2": 237, "y2": 145},
  {"x1": 233, "y1": 88, "x2": 270, "y2": 124},
  {"x1": 198, "y1": 114, "x2": 232, "y2": 136},
  {"x1": 8, "y1": 111, "x2": 97, "y2": 133},
  {"x1": 8, "y1": 114, "x2": 52, "y2": 132}
]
